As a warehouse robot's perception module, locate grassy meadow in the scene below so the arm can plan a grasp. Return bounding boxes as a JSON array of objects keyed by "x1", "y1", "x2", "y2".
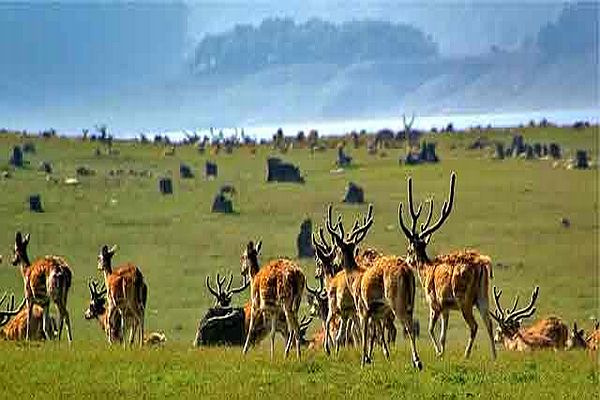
[{"x1": 0, "y1": 125, "x2": 597, "y2": 398}]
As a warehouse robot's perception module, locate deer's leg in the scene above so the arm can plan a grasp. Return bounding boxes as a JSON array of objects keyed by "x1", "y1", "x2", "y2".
[
  {"x1": 334, "y1": 317, "x2": 345, "y2": 355},
  {"x1": 242, "y1": 307, "x2": 258, "y2": 355},
  {"x1": 284, "y1": 307, "x2": 301, "y2": 360},
  {"x1": 269, "y1": 313, "x2": 277, "y2": 361},
  {"x1": 460, "y1": 305, "x2": 478, "y2": 358},
  {"x1": 477, "y1": 302, "x2": 496, "y2": 360},
  {"x1": 25, "y1": 299, "x2": 33, "y2": 341},
  {"x1": 380, "y1": 321, "x2": 390, "y2": 360},
  {"x1": 428, "y1": 308, "x2": 441, "y2": 355},
  {"x1": 360, "y1": 315, "x2": 371, "y2": 367},
  {"x1": 439, "y1": 310, "x2": 450, "y2": 355},
  {"x1": 139, "y1": 309, "x2": 145, "y2": 347},
  {"x1": 60, "y1": 302, "x2": 72, "y2": 343},
  {"x1": 351, "y1": 315, "x2": 361, "y2": 347},
  {"x1": 324, "y1": 311, "x2": 334, "y2": 355},
  {"x1": 401, "y1": 312, "x2": 422, "y2": 370}
]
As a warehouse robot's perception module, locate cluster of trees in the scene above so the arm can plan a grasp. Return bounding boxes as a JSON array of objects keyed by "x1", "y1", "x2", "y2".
[
  {"x1": 536, "y1": 2, "x2": 597, "y2": 58},
  {"x1": 192, "y1": 18, "x2": 438, "y2": 75}
]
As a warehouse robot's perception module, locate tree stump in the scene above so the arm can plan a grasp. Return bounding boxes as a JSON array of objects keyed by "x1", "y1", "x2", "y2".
[
  {"x1": 180, "y1": 163, "x2": 194, "y2": 179},
  {"x1": 297, "y1": 219, "x2": 315, "y2": 259},
  {"x1": 494, "y1": 143, "x2": 505, "y2": 160},
  {"x1": 159, "y1": 178, "x2": 173, "y2": 195},
  {"x1": 28, "y1": 194, "x2": 43, "y2": 212},
  {"x1": 532, "y1": 143, "x2": 543, "y2": 158},
  {"x1": 211, "y1": 193, "x2": 233, "y2": 213},
  {"x1": 266, "y1": 158, "x2": 304, "y2": 183},
  {"x1": 39, "y1": 161, "x2": 53, "y2": 174},
  {"x1": 574, "y1": 150, "x2": 589, "y2": 169},
  {"x1": 205, "y1": 161, "x2": 218, "y2": 180},
  {"x1": 549, "y1": 143, "x2": 561, "y2": 159},
  {"x1": 336, "y1": 145, "x2": 352, "y2": 168},
  {"x1": 9, "y1": 146, "x2": 23, "y2": 167},
  {"x1": 510, "y1": 134, "x2": 525, "y2": 157},
  {"x1": 343, "y1": 182, "x2": 364, "y2": 204}
]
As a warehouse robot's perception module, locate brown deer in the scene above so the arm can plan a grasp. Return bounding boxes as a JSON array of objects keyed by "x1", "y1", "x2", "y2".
[
  {"x1": 0, "y1": 292, "x2": 54, "y2": 340},
  {"x1": 97, "y1": 245, "x2": 147, "y2": 346},
  {"x1": 311, "y1": 228, "x2": 361, "y2": 354},
  {"x1": 326, "y1": 205, "x2": 422, "y2": 369},
  {"x1": 11, "y1": 232, "x2": 73, "y2": 342},
  {"x1": 240, "y1": 241, "x2": 306, "y2": 360},
  {"x1": 397, "y1": 172, "x2": 496, "y2": 359},
  {"x1": 490, "y1": 286, "x2": 568, "y2": 351},
  {"x1": 566, "y1": 321, "x2": 600, "y2": 352}
]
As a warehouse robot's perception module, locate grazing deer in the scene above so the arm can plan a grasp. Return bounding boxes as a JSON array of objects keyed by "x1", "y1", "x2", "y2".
[
  {"x1": 566, "y1": 321, "x2": 600, "y2": 352},
  {"x1": 85, "y1": 279, "x2": 166, "y2": 346},
  {"x1": 397, "y1": 172, "x2": 496, "y2": 359},
  {"x1": 240, "y1": 241, "x2": 306, "y2": 360},
  {"x1": 0, "y1": 292, "x2": 54, "y2": 340},
  {"x1": 11, "y1": 232, "x2": 73, "y2": 342},
  {"x1": 97, "y1": 245, "x2": 147, "y2": 346},
  {"x1": 326, "y1": 205, "x2": 422, "y2": 369},
  {"x1": 490, "y1": 286, "x2": 568, "y2": 351}
]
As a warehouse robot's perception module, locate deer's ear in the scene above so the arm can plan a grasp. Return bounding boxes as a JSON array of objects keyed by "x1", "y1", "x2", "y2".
[
  {"x1": 23, "y1": 233, "x2": 30, "y2": 245},
  {"x1": 108, "y1": 244, "x2": 118, "y2": 256},
  {"x1": 255, "y1": 240, "x2": 262, "y2": 254},
  {"x1": 15, "y1": 231, "x2": 22, "y2": 244}
]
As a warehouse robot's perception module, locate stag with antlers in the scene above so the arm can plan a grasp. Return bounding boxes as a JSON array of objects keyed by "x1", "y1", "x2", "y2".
[
  {"x1": 490, "y1": 286, "x2": 568, "y2": 351},
  {"x1": 84, "y1": 280, "x2": 123, "y2": 342},
  {"x1": 206, "y1": 273, "x2": 249, "y2": 308},
  {"x1": 0, "y1": 291, "x2": 54, "y2": 340},
  {"x1": 325, "y1": 204, "x2": 421, "y2": 369},
  {"x1": 97, "y1": 245, "x2": 147, "y2": 346},
  {"x1": 11, "y1": 232, "x2": 73, "y2": 342},
  {"x1": 397, "y1": 172, "x2": 496, "y2": 359},
  {"x1": 241, "y1": 241, "x2": 306, "y2": 360}
]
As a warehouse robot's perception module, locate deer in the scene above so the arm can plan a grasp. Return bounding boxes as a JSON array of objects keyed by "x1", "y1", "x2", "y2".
[
  {"x1": 85, "y1": 279, "x2": 166, "y2": 346},
  {"x1": 240, "y1": 241, "x2": 306, "y2": 360},
  {"x1": 97, "y1": 245, "x2": 147, "y2": 346},
  {"x1": 325, "y1": 204, "x2": 422, "y2": 369},
  {"x1": 0, "y1": 292, "x2": 55, "y2": 340},
  {"x1": 397, "y1": 172, "x2": 496, "y2": 359},
  {"x1": 194, "y1": 272, "x2": 288, "y2": 347},
  {"x1": 566, "y1": 321, "x2": 600, "y2": 352},
  {"x1": 490, "y1": 286, "x2": 568, "y2": 351},
  {"x1": 11, "y1": 231, "x2": 73, "y2": 342}
]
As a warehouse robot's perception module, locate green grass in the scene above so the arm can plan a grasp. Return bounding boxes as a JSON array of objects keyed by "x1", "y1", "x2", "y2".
[{"x1": 0, "y1": 126, "x2": 598, "y2": 398}]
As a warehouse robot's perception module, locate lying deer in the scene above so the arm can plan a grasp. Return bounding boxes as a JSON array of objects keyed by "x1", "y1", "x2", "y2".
[
  {"x1": 490, "y1": 286, "x2": 568, "y2": 351},
  {"x1": 566, "y1": 321, "x2": 600, "y2": 352},
  {"x1": 194, "y1": 272, "x2": 288, "y2": 347},
  {"x1": 97, "y1": 245, "x2": 147, "y2": 346},
  {"x1": 326, "y1": 205, "x2": 421, "y2": 369},
  {"x1": 241, "y1": 241, "x2": 306, "y2": 360},
  {"x1": 85, "y1": 279, "x2": 166, "y2": 346},
  {"x1": 397, "y1": 173, "x2": 496, "y2": 359},
  {"x1": 11, "y1": 232, "x2": 73, "y2": 342},
  {"x1": 0, "y1": 292, "x2": 55, "y2": 340}
]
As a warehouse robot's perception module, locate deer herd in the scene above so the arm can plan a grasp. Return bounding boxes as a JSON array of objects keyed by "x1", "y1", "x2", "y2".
[{"x1": 1, "y1": 173, "x2": 598, "y2": 368}]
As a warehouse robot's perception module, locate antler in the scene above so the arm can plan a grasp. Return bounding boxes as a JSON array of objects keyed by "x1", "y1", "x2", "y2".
[
  {"x1": 312, "y1": 227, "x2": 334, "y2": 258},
  {"x1": 348, "y1": 204, "x2": 374, "y2": 244},
  {"x1": 403, "y1": 113, "x2": 415, "y2": 131},
  {"x1": 299, "y1": 315, "x2": 314, "y2": 337},
  {"x1": 88, "y1": 279, "x2": 106, "y2": 297},
  {"x1": 228, "y1": 274, "x2": 249, "y2": 295},
  {"x1": 326, "y1": 204, "x2": 345, "y2": 247},
  {"x1": 419, "y1": 172, "x2": 456, "y2": 239},
  {"x1": 306, "y1": 276, "x2": 325, "y2": 299},
  {"x1": 206, "y1": 273, "x2": 248, "y2": 307},
  {"x1": 490, "y1": 286, "x2": 540, "y2": 326},
  {"x1": 0, "y1": 292, "x2": 26, "y2": 327},
  {"x1": 326, "y1": 204, "x2": 374, "y2": 246},
  {"x1": 505, "y1": 286, "x2": 539, "y2": 323}
]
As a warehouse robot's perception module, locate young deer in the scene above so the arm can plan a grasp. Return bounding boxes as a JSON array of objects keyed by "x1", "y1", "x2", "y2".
[
  {"x1": 490, "y1": 286, "x2": 568, "y2": 351},
  {"x1": 326, "y1": 205, "x2": 422, "y2": 369},
  {"x1": 566, "y1": 321, "x2": 600, "y2": 352},
  {"x1": 397, "y1": 173, "x2": 496, "y2": 359},
  {"x1": 240, "y1": 241, "x2": 306, "y2": 360},
  {"x1": 11, "y1": 232, "x2": 73, "y2": 342},
  {"x1": 97, "y1": 245, "x2": 147, "y2": 346},
  {"x1": 0, "y1": 292, "x2": 54, "y2": 340}
]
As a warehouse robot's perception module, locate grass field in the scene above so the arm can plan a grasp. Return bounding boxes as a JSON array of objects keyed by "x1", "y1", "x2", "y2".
[{"x1": 0, "y1": 126, "x2": 597, "y2": 398}]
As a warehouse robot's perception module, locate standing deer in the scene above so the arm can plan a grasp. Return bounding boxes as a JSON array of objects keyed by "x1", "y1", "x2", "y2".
[
  {"x1": 0, "y1": 292, "x2": 54, "y2": 340},
  {"x1": 490, "y1": 286, "x2": 568, "y2": 351},
  {"x1": 566, "y1": 321, "x2": 600, "y2": 352},
  {"x1": 97, "y1": 245, "x2": 147, "y2": 346},
  {"x1": 11, "y1": 232, "x2": 73, "y2": 342},
  {"x1": 240, "y1": 241, "x2": 306, "y2": 360},
  {"x1": 311, "y1": 228, "x2": 361, "y2": 354},
  {"x1": 397, "y1": 172, "x2": 496, "y2": 359},
  {"x1": 325, "y1": 205, "x2": 422, "y2": 369}
]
